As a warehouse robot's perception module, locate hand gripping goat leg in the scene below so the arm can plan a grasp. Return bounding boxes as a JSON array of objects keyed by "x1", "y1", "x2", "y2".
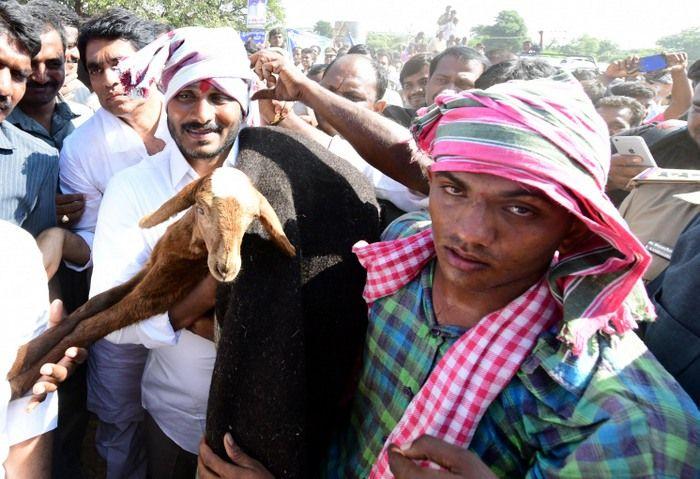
[{"x1": 7, "y1": 168, "x2": 295, "y2": 399}]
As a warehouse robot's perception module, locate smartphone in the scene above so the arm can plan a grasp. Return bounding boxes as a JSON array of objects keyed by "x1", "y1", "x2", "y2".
[
  {"x1": 638, "y1": 54, "x2": 668, "y2": 73},
  {"x1": 612, "y1": 136, "x2": 658, "y2": 167}
]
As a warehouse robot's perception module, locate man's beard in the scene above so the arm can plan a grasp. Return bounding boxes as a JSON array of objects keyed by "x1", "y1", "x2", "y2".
[{"x1": 168, "y1": 118, "x2": 238, "y2": 160}]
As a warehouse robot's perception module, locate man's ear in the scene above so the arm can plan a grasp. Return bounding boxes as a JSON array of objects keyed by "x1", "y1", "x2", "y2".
[
  {"x1": 373, "y1": 99, "x2": 387, "y2": 113},
  {"x1": 558, "y1": 218, "x2": 592, "y2": 256}
]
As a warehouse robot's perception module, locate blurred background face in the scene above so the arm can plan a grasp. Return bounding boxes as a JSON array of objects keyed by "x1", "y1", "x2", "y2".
[
  {"x1": 425, "y1": 55, "x2": 485, "y2": 105},
  {"x1": 20, "y1": 29, "x2": 65, "y2": 108},
  {"x1": 64, "y1": 25, "x2": 79, "y2": 78},
  {"x1": 401, "y1": 64, "x2": 429, "y2": 109},
  {"x1": 269, "y1": 32, "x2": 284, "y2": 48}
]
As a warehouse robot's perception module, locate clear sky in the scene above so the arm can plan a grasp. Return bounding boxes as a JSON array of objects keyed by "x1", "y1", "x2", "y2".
[{"x1": 280, "y1": 0, "x2": 698, "y2": 49}]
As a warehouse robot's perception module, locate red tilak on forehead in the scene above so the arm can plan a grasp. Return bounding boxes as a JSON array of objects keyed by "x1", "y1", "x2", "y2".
[{"x1": 199, "y1": 80, "x2": 213, "y2": 93}]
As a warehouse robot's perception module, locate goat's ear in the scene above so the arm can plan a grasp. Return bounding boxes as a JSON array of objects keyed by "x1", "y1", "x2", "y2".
[
  {"x1": 257, "y1": 191, "x2": 296, "y2": 257},
  {"x1": 139, "y1": 176, "x2": 206, "y2": 228}
]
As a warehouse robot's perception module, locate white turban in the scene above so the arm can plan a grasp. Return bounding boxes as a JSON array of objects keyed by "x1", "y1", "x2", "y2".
[{"x1": 117, "y1": 26, "x2": 254, "y2": 114}]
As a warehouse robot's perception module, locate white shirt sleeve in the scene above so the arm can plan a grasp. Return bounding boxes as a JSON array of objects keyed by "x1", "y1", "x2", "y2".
[
  {"x1": 59, "y1": 139, "x2": 97, "y2": 271},
  {"x1": 90, "y1": 174, "x2": 179, "y2": 349},
  {"x1": 0, "y1": 221, "x2": 58, "y2": 468},
  {"x1": 327, "y1": 136, "x2": 428, "y2": 213}
]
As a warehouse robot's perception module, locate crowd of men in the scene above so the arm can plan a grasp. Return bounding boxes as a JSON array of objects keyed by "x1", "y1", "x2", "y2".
[{"x1": 0, "y1": 1, "x2": 699, "y2": 478}]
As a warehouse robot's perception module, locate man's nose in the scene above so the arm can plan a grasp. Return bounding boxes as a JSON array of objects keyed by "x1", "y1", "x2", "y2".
[
  {"x1": 103, "y1": 65, "x2": 120, "y2": 86},
  {"x1": 32, "y1": 64, "x2": 48, "y2": 84},
  {"x1": 190, "y1": 99, "x2": 216, "y2": 124},
  {"x1": 454, "y1": 202, "x2": 496, "y2": 247}
]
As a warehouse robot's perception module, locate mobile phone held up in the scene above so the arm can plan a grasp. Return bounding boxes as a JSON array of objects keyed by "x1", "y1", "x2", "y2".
[
  {"x1": 612, "y1": 136, "x2": 658, "y2": 167},
  {"x1": 638, "y1": 54, "x2": 668, "y2": 73}
]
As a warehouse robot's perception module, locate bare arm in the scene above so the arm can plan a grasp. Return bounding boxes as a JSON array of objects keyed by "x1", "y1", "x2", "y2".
[
  {"x1": 36, "y1": 227, "x2": 91, "y2": 280},
  {"x1": 661, "y1": 52, "x2": 692, "y2": 120},
  {"x1": 4, "y1": 432, "x2": 52, "y2": 479},
  {"x1": 168, "y1": 274, "x2": 217, "y2": 332},
  {"x1": 251, "y1": 50, "x2": 429, "y2": 194}
]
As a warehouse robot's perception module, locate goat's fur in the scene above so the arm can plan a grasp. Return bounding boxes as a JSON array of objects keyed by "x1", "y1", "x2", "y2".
[
  {"x1": 7, "y1": 168, "x2": 294, "y2": 399},
  {"x1": 206, "y1": 127, "x2": 381, "y2": 477}
]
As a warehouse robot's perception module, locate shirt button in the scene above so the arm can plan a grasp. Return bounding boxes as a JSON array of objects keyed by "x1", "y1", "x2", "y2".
[
  {"x1": 430, "y1": 328, "x2": 441, "y2": 338},
  {"x1": 403, "y1": 386, "x2": 413, "y2": 397}
]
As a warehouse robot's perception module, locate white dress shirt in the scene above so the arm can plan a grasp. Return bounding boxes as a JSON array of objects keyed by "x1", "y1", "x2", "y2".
[
  {"x1": 59, "y1": 104, "x2": 167, "y2": 269},
  {"x1": 91, "y1": 140, "x2": 238, "y2": 454},
  {"x1": 327, "y1": 135, "x2": 428, "y2": 213},
  {"x1": 0, "y1": 221, "x2": 58, "y2": 478}
]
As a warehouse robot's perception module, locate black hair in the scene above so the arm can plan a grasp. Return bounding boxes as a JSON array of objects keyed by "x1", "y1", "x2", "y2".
[
  {"x1": 78, "y1": 8, "x2": 170, "y2": 69},
  {"x1": 429, "y1": 46, "x2": 490, "y2": 77},
  {"x1": 485, "y1": 48, "x2": 517, "y2": 65},
  {"x1": 610, "y1": 81, "x2": 655, "y2": 100},
  {"x1": 301, "y1": 47, "x2": 314, "y2": 55},
  {"x1": 27, "y1": 0, "x2": 80, "y2": 29},
  {"x1": 688, "y1": 59, "x2": 700, "y2": 89},
  {"x1": 399, "y1": 53, "x2": 431, "y2": 85},
  {"x1": 307, "y1": 63, "x2": 328, "y2": 78},
  {"x1": 571, "y1": 68, "x2": 598, "y2": 81},
  {"x1": 596, "y1": 95, "x2": 645, "y2": 128},
  {"x1": 580, "y1": 79, "x2": 606, "y2": 104},
  {"x1": 267, "y1": 27, "x2": 283, "y2": 40},
  {"x1": 347, "y1": 43, "x2": 372, "y2": 57},
  {"x1": 25, "y1": 1, "x2": 68, "y2": 51},
  {"x1": 0, "y1": 0, "x2": 42, "y2": 57},
  {"x1": 474, "y1": 58, "x2": 558, "y2": 89},
  {"x1": 324, "y1": 53, "x2": 388, "y2": 102}
]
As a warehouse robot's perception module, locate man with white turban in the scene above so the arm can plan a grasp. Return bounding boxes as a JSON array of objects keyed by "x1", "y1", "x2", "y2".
[{"x1": 90, "y1": 26, "x2": 255, "y2": 478}]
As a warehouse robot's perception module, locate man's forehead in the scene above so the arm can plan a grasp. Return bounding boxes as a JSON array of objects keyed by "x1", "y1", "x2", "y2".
[
  {"x1": 85, "y1": 38, "x2": 136, "y2": 62},
  {"x1": 36, "y1": 29, "x2": 65, "y2": 57},
  {"x1": 433, "y1": 55, "x2": 483, "y2": 76}
]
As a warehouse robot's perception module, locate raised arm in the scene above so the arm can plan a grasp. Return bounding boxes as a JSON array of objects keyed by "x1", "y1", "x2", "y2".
[{"x1": 250, "y1": 50, "x2": 429, "y2": 194}]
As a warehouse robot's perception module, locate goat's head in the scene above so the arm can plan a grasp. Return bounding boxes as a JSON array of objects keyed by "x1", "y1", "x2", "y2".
[{"x1": 139, "y1": 167, "x2": 296, "y2": 282}]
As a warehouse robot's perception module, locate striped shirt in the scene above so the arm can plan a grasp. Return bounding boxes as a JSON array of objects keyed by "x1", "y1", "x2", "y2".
[
  {"x1": 325, "y1": 212, "x2": 700, "y2": 478},
  {"x1": 7, "y1": 98, "x2": 91, "y2": 150},
  {"x1": 0, "y1": 121, "x2": 58, "y2": 236}
]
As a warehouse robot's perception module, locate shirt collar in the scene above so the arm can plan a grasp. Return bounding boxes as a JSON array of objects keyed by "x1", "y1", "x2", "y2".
[
  {"x1": 0, "y1": 122, "x2": 13, "y2": 150},
  {"x1": 168, "y1": 134, "x2": 240, "y2": 188}
]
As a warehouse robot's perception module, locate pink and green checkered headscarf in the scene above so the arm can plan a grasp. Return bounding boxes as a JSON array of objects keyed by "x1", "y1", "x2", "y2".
[{"x1": 412, "y1": 72, "x2": 653, "y2": 350}]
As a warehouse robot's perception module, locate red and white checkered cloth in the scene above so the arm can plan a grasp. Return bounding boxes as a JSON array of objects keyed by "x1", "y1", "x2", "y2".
[
  {"x1": 353, "y1": 233, "x2": 559, "y2": 478},
  {"x1": 353, "y1": 229, "x2": 434, "y2": 303}
]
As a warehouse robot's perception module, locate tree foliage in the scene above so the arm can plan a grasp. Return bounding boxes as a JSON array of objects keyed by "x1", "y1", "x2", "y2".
[
  {"x1": 471, "y1": 10, "x2": 528, "y2": 52},
  {"x1": 313, "y1": 20, "x2": 333, "y2": 39},
  {"x1": 658, "y1": 27, "x2": 700, "y2": 64},
  {"x1": 52, "y1": 0, "x2": 285, "y2": 30},
  {"x1": 546, "y1": 34, "x2": 661, "y2": 63},
  {"x1": 366, "y1": 32, "x2": 410, "y2": 53}
]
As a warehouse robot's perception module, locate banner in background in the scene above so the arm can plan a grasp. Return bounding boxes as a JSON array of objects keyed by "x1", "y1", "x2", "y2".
[
  {"x1": 286, "y1": 29, "x2": 332, "y2": 52},
  {"x1": 240, "y1": 29, "x2": 266, "y2": 46},
  {"x1": 246, "y1": 0, "x2": 267, "y2": 29}
]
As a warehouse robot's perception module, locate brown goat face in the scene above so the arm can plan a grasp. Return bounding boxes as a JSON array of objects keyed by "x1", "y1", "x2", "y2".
[
  {"x1": 195, "y1": 168, "x2": 296, "y2": 282},
  {"x1": 140, "y1": 167, "x2": 296, "y2": 283}
]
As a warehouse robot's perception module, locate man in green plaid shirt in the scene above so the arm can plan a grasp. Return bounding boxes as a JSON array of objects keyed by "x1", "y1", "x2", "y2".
[{"x1": 197, "y1": 60, "x2": 699, "y2": 479}]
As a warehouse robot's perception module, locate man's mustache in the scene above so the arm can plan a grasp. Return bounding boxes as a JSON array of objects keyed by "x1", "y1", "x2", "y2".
[
  {"x1": 182, "y1": 122, "x2": 222, "y2": 133},
  {"x1": 26, "y1": 79, "x2": 60, "y2": 90}
]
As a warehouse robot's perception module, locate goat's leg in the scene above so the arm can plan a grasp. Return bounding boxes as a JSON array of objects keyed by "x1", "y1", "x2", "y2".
[
  {"x1": 9, "y1": 269, "x2": 204, "y2": 398},
  {"x1": 7, "y1": 270, "x2": 146, "y2": 379}
]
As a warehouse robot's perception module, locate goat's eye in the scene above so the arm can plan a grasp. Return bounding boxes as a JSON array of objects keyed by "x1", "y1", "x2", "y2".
[{"x1": 196, "y1": 206, "x2": 205, "y2": 215}]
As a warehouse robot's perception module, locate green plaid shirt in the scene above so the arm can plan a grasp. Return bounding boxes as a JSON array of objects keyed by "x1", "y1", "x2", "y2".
[{"x1": 324, "y1": 212, "x2": 699, "y2": 478}]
